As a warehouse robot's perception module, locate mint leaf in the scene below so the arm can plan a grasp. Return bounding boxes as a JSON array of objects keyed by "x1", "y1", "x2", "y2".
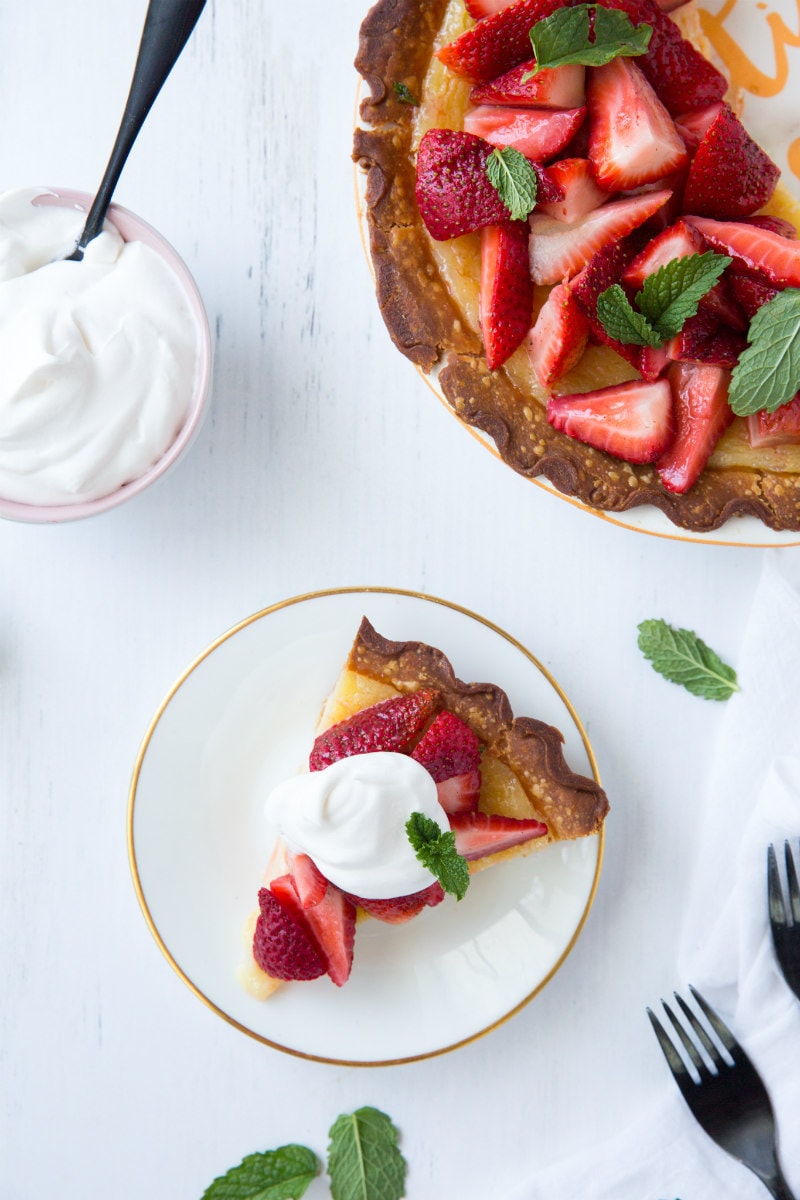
[
  {"x1": 596, "y1": 284, "x2": 661, "y2": 347},
  {"x1": 201, "y1": 1146, "x2": 320, "y2": 1200},
  {"x1": 528, "y1": 4, "x2": 652, "y2": 71},
  {"x1": 728, "y1": 288, "x2": 800, "y2": 416},
  {"x1": 486, "y1": 146, "x2": 538, "y2": 221},
  {"x1": 393, "y1": 81, "x2": 418, "y2": 106},
  {"x1": 635, "y1": 252, "x2": 732, "y2": 340},
  {"x1": 328, "y1": 1108, "x2": 407, "y2": 1200},
  {"x1": 637, "y1": 619, "x2": 739, "y2": 701},
  {"x1": 406, "y1": 812, "x2": 470, "y2": 901}
]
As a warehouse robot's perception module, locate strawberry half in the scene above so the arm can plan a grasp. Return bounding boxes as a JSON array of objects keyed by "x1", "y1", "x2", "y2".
[
  {"x1": 480, "y1": 221, "x2": 534, "y2": 370},
  {"x1": 437, "y1": 0, "x2": 566, "y2": 83},
  {"x1": 682, "y1": 105, "x2": 779, "y2": 219},
  {"x1": 470, "y1": 61, "x2": 586, "y2": 110},
  {"x1": 253, "y1": 885, "x2": 327, "y2": 982},
  {"x1": 309, "y1": 688, "x2": 439, "y2": 771},
  {"x1": 414, "y1": 128, "x2": 516, "y2": 241},
  {"x1": 527, "y1": 280, "x2": 590, "y2": 386},
  {"x1": 449, "y1": 812, "x2": 547, "y2": 860},
  {"x1": 547, "y1": 379, "x2": 675, "y2": 463},
  {"x1": 571, "y1": 238, "x2": 642, "y2": 371},
  {"x1": 302, "y1": 883, "x2": 357, "y2": 987},
  {"x1": 348, "y1": 882, "x2": 446, "y2": 924},
  {"x1": 728, "y1": 272, "x2": 779, "y2": 321},
  {"x1": 412, "y1": 710, "x2": 482, "y2": 814},
  {"x1": 746, "y1": 396, "x2": 800, "y2": 449},
  {"x1": 536, "y1": 157, "x2": 609, "y2": 224},
  {"x1": 688, "y1": 217, "x2": 800, "y2": 289},
  {"x1": 656, "y1": 361, "x2": 734, "y2": 493},
  {"x1": 529, "y1": 189, "x2": 672, "y2": 284},
  {"x1": 587, "y1": 57, "x2": 688, "y2": 190},
  {"x1": 464, "y1": 0, "x2": 516, "y2": 15},
  {"x1": 675, "y1": 102, "x2": 725, "y2": 153},
  {"x1": 289, "y1": 853, "x2": 328, "y2": 909},
  {"x1": 463, "y1": 105, "x2": 587, "y2": 163}
]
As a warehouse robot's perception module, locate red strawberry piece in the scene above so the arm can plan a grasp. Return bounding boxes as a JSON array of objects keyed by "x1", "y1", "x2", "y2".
[
  {"x1": 303, "y1": 883, "x2": 357, "y2": 987},
  {"x1": 471, "y1": 61, "x2": 586, "y2": 110},
  {"x1": 415, "y1": 128, "x2": 517, "y2": 241},
  {"x1": 253, "y1": 885, "x2": 326, "y2": 981},
  {"x1": 587, "y1": 57, "x2": 688, "y2": 190},
  {"x1": 463, "y1": 105, "x2": 586, "y2": 162},
  {"x1": 289, "y1": 853, "x2": 328, "y2": 909},
  {"x1": 655, "y1": 0, "x2": 690, "y2": 10},
  {"x1": 571, "y1": 237, "x2": 643, "y2": 370},
  {"x1": 598, "y1": 0, "x2": 727, "y2": 115},
  {"x1": 529, "y1": 189, "x2": 672, "y2": 284},
  {"x1": 675, "y1": 102, "x2": 725, "y2": 153},
  {"x1": 449, "y1": 812, "x2": 547, "y2": 860},
  {"x1": 435, "y1": 771, "x2": 483, "y2": 814},
  {"x1": 687, "y1": 216, "x2": 800, "y2": 288},
  {"x1": 480, "y1": 221, "x2": 533, "y2": 370},
  {"x1": 547, "y1": 378, "x2": 675, "y2": 463},
  {"x1": 622, "y1": 219, "x2": 705, "y2": 289},
  {"x1": 411, "y1": 710, "x2": 481, "y2": 781},
  {"x1": 309, "y1": 688, "x2": 439, "y2": 771},
  {"x1": 746, "y1": 395, "x2": 800, "y2": 449},
  {"x1": 665, "y1": 308, "x2": 719, "y2": 361},
  {"x1": 537, "y1": 158, "x2": 609, "y2": 224},
  {"x1": 348, "y1": 881, "x2": 445, "y2": 924},
  {"x1": 672, "y1": 324, "x2": 746, "y2": 369},
  {"x1": 465, "y1": 0, "x2": 516, "y2": 14},
  {"x1": 656, "y1": 361, "x2": 733, "y2": 493},
  {"x1": 741, "y1": 215, "x2": 798, "y2": 241},
  {"x1": 527, "y1": 280, "x2": 590, "y2": 386},
  {"x1": 436, "y1": 0, "x2": 568, "y2": 84},
  {"x1": 638, "y1": 343, "x2": 672, "y2": 382},
  {"x1": 728, "y1": 272, "x2": 779, "y2": 322},
  {"x1": 682, "y1": 105, "x2": 779, "y2": 219}
]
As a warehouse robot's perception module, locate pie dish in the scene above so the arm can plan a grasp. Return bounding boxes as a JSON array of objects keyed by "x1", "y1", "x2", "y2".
[
  {"x1": 128, "y1": 588, "x2": 605, "y2": 1064},
  {"x1": 353, "y1": 0, "x2": 800, "y2": 533}
]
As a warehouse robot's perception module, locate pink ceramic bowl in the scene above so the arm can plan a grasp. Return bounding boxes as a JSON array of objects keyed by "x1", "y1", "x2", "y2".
[{"x1": 0, "y1": 188, "x2": 212, "y2": 524}]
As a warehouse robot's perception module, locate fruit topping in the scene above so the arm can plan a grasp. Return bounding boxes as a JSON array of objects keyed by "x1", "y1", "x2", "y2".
[
  {"x1": 587, "y1": 57, "x2": 688, "y2": 190},
  {"x1": 412, "y1": 710, "x2": 482, "y2": 813},
  {"x1": 674, "y1": 101, "x2": 724, "y2": 151},
  {"x1": 437, "y1": 0, "x2": 566, "y2": 83},
  {"x1": 348, "y1": 882, "x2": 446, "y2": 924},
  {"x1": 415, "y1": 129, "x2": 521, "y2": 241},
  {"x1": 480, "y1": 220, "x2": 534, "y2": 368},
  {"x1": 253, "y1": 885, "x2": 327, "y2": 982},
  {"x1": 309, "y1": 688, "x2": 439, "y2": 771},
  {"x1": 746, "y1": 395, "x2": 800, "y2": 448},
  {"x1": 687, "y1": 217, "x2": 800, "y2": 290},
  {"x1": 656, "y1": 361, "x2": 733, "y2": 493},
  {"x1": 301, "y1": 882, "x2": 357, "y2": 987},
  {"x1": 681, "y1": 105, "x2": 779, "y2": 219},
  {"x1": 463, "y1": 105, "x2": 587, "y2": 162},
  {"x1": 528, "y1": 280, "x2": 590, "y2": 385},
  {"x1": 547, "y1": 378, "x2": 674, "y2": 462},
  {"x1": 470, "y1": 60, "x2": 586, "y2": 110},
  {"x1": 728, "y1": 273, "x2": 779, "y2": 321},
  {"x1": 536, "y1": 157, "x2": 609, "y2": 223},
  {"x1": 449, "y1": 811, "x2": 548, "y2": 860},
  {"x1": 290, "y1": 853, "x2": 328, "y2": 909}
]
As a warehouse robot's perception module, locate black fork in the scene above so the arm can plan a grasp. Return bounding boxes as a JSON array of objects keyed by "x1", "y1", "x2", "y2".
[{"x1": 768, "y1": 841, "x2": 800, "y2": 1003}]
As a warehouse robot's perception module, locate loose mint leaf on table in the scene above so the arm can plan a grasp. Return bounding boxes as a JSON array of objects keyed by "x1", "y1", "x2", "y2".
[
  {"x1": 393, "y1": 81, "x2": 418, "y2": 106},
  {"x1": 596, "y1": 284, "x2": 662, "y2": 347},
  {"x1": 528, "y1": 4, "x2": 652, "y2": 72},
  {"x1": 328, "y1": 1108, "x2": 407, "y2": 1200},
  {"x1": 637, "y1": 619, "x2": 739, "y2": 701},
  {"x1": 596, "y1": 253, "x2": 731, "y2": 348},
  {"x1": 486, "y1": 146, "x2": 538, "y2": 221},
  {"x1": 201, "y1": 1145, "x2": 320, "y2": 1200},
  {"x1": 406, "y1": 811, "x2": 470, "y2": 900},
  {"x1": 728, "y1": 288, "x2": 800, "y2": 416}
]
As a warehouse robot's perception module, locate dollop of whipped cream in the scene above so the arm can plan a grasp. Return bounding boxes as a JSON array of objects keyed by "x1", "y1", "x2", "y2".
[
  {"x1": 264, "y1": 752, "x2": 449, "y2": 900},
  {"x1": 0, "y1": 188, "x2": 202, "y2": 506}
]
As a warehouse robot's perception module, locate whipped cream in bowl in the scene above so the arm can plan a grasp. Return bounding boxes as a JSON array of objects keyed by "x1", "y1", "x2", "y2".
[{"x1": 0, "y1": 187, "x2": 211, "y2": 523}]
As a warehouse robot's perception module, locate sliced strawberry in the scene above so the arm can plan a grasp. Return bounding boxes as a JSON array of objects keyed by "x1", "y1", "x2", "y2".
[
  {"x1": 675, "y1": 102, "x2": 725, "y2": 153},
  {"x1": 665, "y1": 308, "x2": 719, "y2": 361},
  {"x1": 465, "y1": 0, "x2": 516, "y2": 15},
  {"x1": 547, "y1": 379, "x2": 675, "y2": 463},
  {"x1": 253, "y1": 885, "x2": 326, "y2": 981},
  {"x1": 471, "y1": 61, "x2": 586, "y2": 110},
  {"x1": 622, "y1": 219, "x2": 705, "y2": 289},
  {"x1": 449, "y1": 812, "x2": 547, "y2": 860},
  {"x1": 571, "y1": 238, "x2": 642, "y2": 371},
  {"x1": 527, "y1": 280, "x2": 590, "y2": 386},
  {"x1": 415, "y1": 128, "x2": 518, "y2": 241},
  {"x1": 463, "y1": 105, "x2": 586, "y2": 162},
  {"x1": 536, "y1": 158, "x2": 609, "y2": 224},
  {"x1": 411, "y1": 710, "x2": 481, "y2": 781},
  {"x1": 435, "y1": 771, "x2": 482, "y2": 814},
  {"x1": 436, "y1": 0, "x2": 567, "y2": 83},
  {"x1": 746, "y1": 396, "x2": 800, "y2": 448},
  {"x1": 349, "y1": 882, "x2": 445, "y2": 924},
  {"x1": 587, "y1": 57, "x2": 688, "y2": 190},
  {"x1": 655, "y1": 0, "x2": 691, "y2": 11},
  {"x1": 656, "y1": 361, "x2": 734, "y2": 493},
  {"x1": 638, "y1": 343, "x2": 672, "y2": 382},
  {"x1": 741, "y1": 215, "x2": 798, "y2": 241},
  {"x1": 309, "y1": 688, "x2": 439, "y2": 771},
  {"x1": 687, "y1": 217, "x2": 800, "y2": 289},
  {"x1": 289, "y1": 853, "x2": 328, "y2": 909},
  {"x1": 728, "y1": 272, "x2": 779, "y2": 321},
  {"x1": 672, "y1": 325, "x2": 746, "y2": 369},
  {"x1": 303, "y1": 883, "x2": 357, "y2": 987},
  {"x1": 480, "y1": 220, "x2": 533, "y2": 369},
  {"x1": 682, "y1": 105, "x2": 779, "y2": 219},
  {"x1": 529, "y1": 190, "x2": 671, "y2": 284}
]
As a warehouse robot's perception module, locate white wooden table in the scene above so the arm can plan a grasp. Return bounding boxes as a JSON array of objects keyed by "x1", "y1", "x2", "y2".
[{"x1": 0, "y1": 2, "x2": 792, "y2": 1197}]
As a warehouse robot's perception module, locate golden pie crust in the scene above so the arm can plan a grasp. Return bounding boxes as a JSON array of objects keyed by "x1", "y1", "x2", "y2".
[{"x1": 353, "y1": 0, "x2": 800, "y2": 532}]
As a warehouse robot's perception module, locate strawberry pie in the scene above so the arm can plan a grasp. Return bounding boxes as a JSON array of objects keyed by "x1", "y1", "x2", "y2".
[
  {"x1": 241, "y1": 618, "x2": 608, "y2": 996},
  {"x1": 353, "y1": 0, "x2": 800, "y2": 531}
]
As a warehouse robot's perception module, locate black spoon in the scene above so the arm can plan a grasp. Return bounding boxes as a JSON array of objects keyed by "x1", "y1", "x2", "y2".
[{"x1": 67, "y1": 0, "x2": 207, "y2": 261}]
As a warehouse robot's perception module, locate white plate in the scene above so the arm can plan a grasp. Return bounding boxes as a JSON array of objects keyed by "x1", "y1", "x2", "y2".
[{"x1": 128, "y1": 588, "x2": 604, "y2": 1065}]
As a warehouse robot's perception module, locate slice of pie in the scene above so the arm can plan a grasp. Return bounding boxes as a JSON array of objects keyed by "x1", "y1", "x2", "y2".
[
  {"x1": 240, "y1": 617, "x2": 608, "y2": 998},
  {"x1": 353, "y1": 0, "x2": 800, "y2": 532}
]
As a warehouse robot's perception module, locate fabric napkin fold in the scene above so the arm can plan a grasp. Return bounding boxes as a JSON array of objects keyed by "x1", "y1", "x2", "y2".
[{"x1": 514, "y1": 551, "x2": 800, "y2": 1200}]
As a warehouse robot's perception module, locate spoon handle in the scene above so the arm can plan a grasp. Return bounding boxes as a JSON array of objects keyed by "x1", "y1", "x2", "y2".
[{"x1": 75, "y1": 0, "x2": 207, "y2": 254}]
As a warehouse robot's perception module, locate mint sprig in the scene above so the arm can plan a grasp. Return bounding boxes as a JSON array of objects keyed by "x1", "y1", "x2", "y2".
[
  {"x1": 486, "y1": 146, "x2": 538, "y2": 221},
  {"x1": 406, "y1": 811, "x2": 470, "y2": 900},
  {"x1": 201, "y1": 1144, "x2": 320, "y2": 1200},
  {"x1": 597, "y1": 252, "x2": 732, "y2": 348},
  {"x1": 728, "y1": 288, "x2": 800, "y2": 416},
  {"x1": 638, "y1": 619, "x2": 739, "y2": 701},
  {"x1": 528, "y1": 4, "x2": 652, "y2": 72},
  {"x1": 328, "y1": 1108, "x2": 406, "y2": 1200}
]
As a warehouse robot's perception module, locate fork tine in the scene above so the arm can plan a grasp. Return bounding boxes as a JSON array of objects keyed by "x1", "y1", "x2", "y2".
[
  {"x1": 646, "y1": 1006, "x2": 692, "y2": 1084},
  {"x1": 768, "y1": 843, "x2": 787, "y2": 927},
  {"x1": 674, "y1": 991, "x2": 728, "y2": 1067},
  {"x1": 784, "y1": 840, "x2": 800, "y2": 924},
  {"x1": 661, "y1": 997, "x2": 712, "y2": 1075},
  {"x1": 689, "y1": 985, "x2": 740, "y2": 1060}
]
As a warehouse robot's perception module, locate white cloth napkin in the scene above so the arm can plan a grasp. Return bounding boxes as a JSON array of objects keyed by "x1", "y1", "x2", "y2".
[{"x1": 515, "y1": 551, "x2": 800, "y2": 1200}]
